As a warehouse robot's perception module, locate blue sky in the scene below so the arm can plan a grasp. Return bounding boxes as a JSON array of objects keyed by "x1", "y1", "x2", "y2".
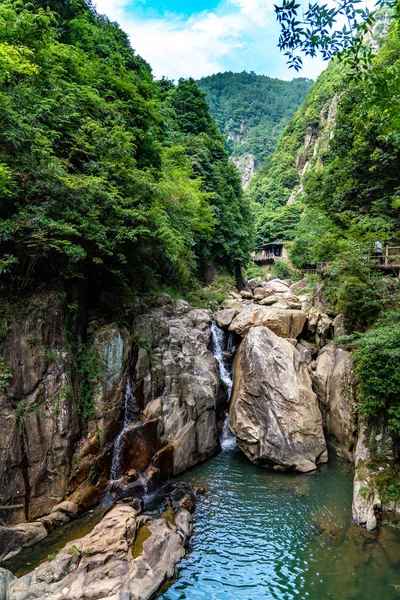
[{"x1": 94, "y1": 0, "x2": 328, "y2": 81}]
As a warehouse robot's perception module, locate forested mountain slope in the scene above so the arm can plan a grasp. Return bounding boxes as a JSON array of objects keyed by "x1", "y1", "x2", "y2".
[
  {"x1": 0, "y1": 0, "x2": 252, "y2": 303},
  {"x1": 250, "y1": 12, "x2": 400, "y2": 438},
  {"x1": 196, "y1": 72, "x2": 312, "y2": 186}
]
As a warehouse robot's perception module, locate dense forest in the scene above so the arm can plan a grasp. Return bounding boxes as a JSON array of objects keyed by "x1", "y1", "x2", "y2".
[
  {"x1": 196, "y1": 72, "x2": 312, "y2": 183},
  {"x1": 250, "y1": 11, "x2": 400, "y2": 433},
  {"x1": 0, "y1": 0, "x2": 252, "y2": 305}
]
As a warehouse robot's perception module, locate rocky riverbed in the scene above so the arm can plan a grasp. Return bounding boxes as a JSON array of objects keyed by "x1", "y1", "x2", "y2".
[{"x1": 0, "y1": 276, "x2": 399, "y2": 599}]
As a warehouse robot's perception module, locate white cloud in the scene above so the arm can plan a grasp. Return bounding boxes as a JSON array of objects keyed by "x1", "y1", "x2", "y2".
[
  {"x1": 229, "y1": 0, "x2": 273, "y2": 26},
  {"x1": 93, "y1": 0, "x2": 326, "y2": 80}
]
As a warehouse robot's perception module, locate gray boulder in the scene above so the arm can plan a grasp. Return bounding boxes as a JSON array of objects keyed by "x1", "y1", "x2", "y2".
[{"x1": 229, "y1": 326, "x2": 327, "y2": 472}]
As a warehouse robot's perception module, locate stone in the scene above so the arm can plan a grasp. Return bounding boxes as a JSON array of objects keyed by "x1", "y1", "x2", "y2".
[
  {"x1": 0, "y1": 568, "x2": 15, "y2": 600},
  {"x1": 247, "y1": 277, "x2": 262, "y2": 290},
  {"x1": 258, "y1": 295, "x2": 279, "y2": 305},
  {"x1": 174, "y1": 299, "x2": 191, "y2": 316},
  {"x1": 352, "y1": 418, "x2": 379, "y2": 532},
  {"x1": 38, "y1": 511, "x2": 70, "y2": 532},
  {"x1": 131, "y1": 302, "x2": 220, "y2": 477},
  {"x1": 157, "y1": 293, "x2": 174, "y2": 305},
  {"x1": 262, "y1": 280, "x2": 290, "y2": 293},
  {"x1": 142, "y1": 398, "x2": 162, "y2": 420},
  {"x1": 0, "y1": 522, "x2": 48, "y2": 562},
  {"x1": 306, "y1": 308, "x2": 333, "y2": 347},
  {"x1": 220, "y1": 299, "x2": 244, "y2": 311},
  {"x1": 240, "y1": 290, "x2": 253, "y2": 299},
  {"x1": 229, "y1": 326, "x2": 327, "y2": 472},
  {"x1": 352, "y1": 415, "x2": 396, "y2": 532},
  {"x1": 290, "y1": 277, "x2": 308, "y2": 291},
  {"x1": 313, "y1": 345, "x2": 357, "y2": 460},
  {"x1": 50, "y1": 501, "x2": 79, "y2": 518},
  {"x1": 253, "y1": 286, "x2": 275, "y2": 301},
  {"x1": 10, "y1": 504, "x2": 193, "y2": 600},
  {"x1": 333, "y1": 314, "x2": 346, "y2": 338},
  {"x1": 214, "y1": 309, "x2": 239, "y2": 328},
  {"x1": 229, "y1": 305, "x2": 307, "y2": 339}
]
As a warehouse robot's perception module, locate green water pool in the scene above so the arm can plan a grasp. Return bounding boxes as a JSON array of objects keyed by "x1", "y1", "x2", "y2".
[{"x1": 159, "y1": 449, "x2": 400, "y2": 600}]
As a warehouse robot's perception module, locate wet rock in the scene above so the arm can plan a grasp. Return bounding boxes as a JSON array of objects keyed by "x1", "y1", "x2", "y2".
[
  {"x1": 131, "y1": 305, "x2": 220, "y2": 476},
  {"x1": 0, "y1": 522, "x2": 48, "y2": 562},
  {"x1": 38, "y1": 511, "x2": 70, "y2": 532},
  {"x1": 352, "y1": 416, "x2": 396, "y2": 531},
  {"x1": 120, "y1": 419, "x2": 162, "y2": 474},
  {"x1": 10, "y1": 504, "x2": 192, "y2": 600},
  {"x1": 229, "y1": 326, "x2": 327, "y2": 472},
  {"x1": 313, "y1": 345, "x2": 357, "y2": 460},
  {"x1": 50, "y1": 501, "x2": 79, "y2": 518},
  {"x1": 229, "y1": 305, "x2": 307, "y2": 339}
]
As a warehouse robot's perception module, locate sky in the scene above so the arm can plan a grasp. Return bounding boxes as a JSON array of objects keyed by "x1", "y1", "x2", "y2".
[{"x1": 93, "y1": 0, "x2": 328, "y2": 82}]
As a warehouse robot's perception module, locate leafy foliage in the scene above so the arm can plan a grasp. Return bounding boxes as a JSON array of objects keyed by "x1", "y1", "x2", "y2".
[
  {"x1": 197, "y1": 72, "x2": 312, "y2": 172},
  {"x1": 344, "y1": 309, "x2": 400, "y2": 435},
  {"x1": 275, "y1": 0, "x2": 394, "y2": 72},
  {"x1": 248, "y1": 59, "x2": 346, "y2": 248},
  {"x1": 0, "y1": 2, "x2": 252, "y2": 298}
]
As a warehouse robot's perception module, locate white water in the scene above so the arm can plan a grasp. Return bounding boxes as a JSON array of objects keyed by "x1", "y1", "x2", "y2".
[
  {"x1": 102, "y1": 374, "x2": 139, "y2": 504},
  {"x1": 110, "y1": 374, "x2": 138, "y2": 480},
  {"x1": 210, "y1": 320, "x2": 237, "y2": 450}
]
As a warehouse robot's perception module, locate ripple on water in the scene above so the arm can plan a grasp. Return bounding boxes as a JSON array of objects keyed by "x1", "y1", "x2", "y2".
[{"x1": 159, "y1": 449, "x2": 400, "y2": 600}]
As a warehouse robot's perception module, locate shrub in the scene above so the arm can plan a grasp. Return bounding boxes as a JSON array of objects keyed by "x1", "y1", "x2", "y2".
[{"x1": 353, "y1": 312, "x2": 400, "y2": 436}]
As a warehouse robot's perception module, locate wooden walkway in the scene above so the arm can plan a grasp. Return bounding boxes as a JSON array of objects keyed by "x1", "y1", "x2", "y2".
[{"x1": 314, "y1": 247, "x2": 400, "y2": 275}]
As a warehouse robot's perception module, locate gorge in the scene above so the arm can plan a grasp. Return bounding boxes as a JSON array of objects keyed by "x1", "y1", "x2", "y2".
[
  {"x1": 1, "y1": 0, "x2": 400, "y2": 598},
  {"x1": 1, "y1": 276, "x2": 399, "y2": 599}
]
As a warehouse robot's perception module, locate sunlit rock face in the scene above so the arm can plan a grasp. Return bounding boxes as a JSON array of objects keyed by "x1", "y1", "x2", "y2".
[{"x1": 229, "y1": 326, "x2": 327, "y2": 473}]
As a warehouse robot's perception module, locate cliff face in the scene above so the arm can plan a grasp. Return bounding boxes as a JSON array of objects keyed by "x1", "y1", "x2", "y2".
[
  {"x1": 0, "y1": 295, "x2": 78, "y2": 524},
  {"x1": 0, "y1": 293, "x2": 220, "y2": 533}
]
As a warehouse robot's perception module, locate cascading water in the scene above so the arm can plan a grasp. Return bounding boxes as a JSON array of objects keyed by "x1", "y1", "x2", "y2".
[
  {"x1": 110, "y1": 374, "x2": 138, "y2": 480},
  {"x1": 102, "y1": 373, "x2": 139, "y2": 504},
  {"x1": 210, "y1": 320, "x2": 237, "y2": 450}
]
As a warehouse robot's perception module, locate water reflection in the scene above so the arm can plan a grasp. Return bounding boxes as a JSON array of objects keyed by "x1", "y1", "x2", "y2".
[{"x1": 159, "y1": 450, "x2": 400, "y2": 600}]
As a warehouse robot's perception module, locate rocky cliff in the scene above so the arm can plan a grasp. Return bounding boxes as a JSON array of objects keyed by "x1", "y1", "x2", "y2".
[{"x1": 0, "y1": 292, "x2": 221, "y2": 567}]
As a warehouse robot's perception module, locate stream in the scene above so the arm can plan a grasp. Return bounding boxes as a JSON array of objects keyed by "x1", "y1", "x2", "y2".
[
  {"x1": 158, "y1": 321, "x2": 400, "y2": 600},
  {"x1": 4, "y1": 323, "x2": 400, "y2": 599},
  {"x1": 159, "y1": 449, "x2": 400, "y2": 600}
]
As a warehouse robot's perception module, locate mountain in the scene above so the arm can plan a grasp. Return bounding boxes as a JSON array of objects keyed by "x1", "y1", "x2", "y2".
[
  {"x1": 0, "y1": 2, "x2": 252, "y2": 297},
  {"x1": 196, "y1": 71, "x2": 312, "y2": 187}
]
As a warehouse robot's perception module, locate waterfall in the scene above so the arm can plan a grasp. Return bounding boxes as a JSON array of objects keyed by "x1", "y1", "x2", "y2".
[
  {"x1": 210, "y1": 320, "x2": 237, "y2": 450},
  {"x1": 110, "y1": 374, "x2": 138, "y2": 480},
  {"x1": 102, "y1": 373, "x2": 139, "y2": 505}
]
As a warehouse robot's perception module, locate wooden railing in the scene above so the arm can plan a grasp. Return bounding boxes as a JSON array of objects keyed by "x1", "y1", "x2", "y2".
[
  {"x1": 252, "y1": 251, "x2": 284, "y2": 262},
  {"x1": 379, "y1": 246, "x2": 400, "y2": 267}
]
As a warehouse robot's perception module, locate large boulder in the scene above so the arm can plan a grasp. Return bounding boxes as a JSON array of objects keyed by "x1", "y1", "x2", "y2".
[
  {"x1": 0, "y1": 522, "x2": 47, "y2": 563},
  {"x1": 229, "y1": 326, "x2": 328, "y2": 472},
  {"x1": 10, "y1": 504, "x2": 192, "y2": 600},
  {"x1": 229, "y1": 305, "x2": 307, "y2": 339},
  {"x1": 214, "y1": 309, "x2": 239, "y2": 328},
  {"x1": 313, "y1": 346, "x2": 357, "y2": 461}
]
